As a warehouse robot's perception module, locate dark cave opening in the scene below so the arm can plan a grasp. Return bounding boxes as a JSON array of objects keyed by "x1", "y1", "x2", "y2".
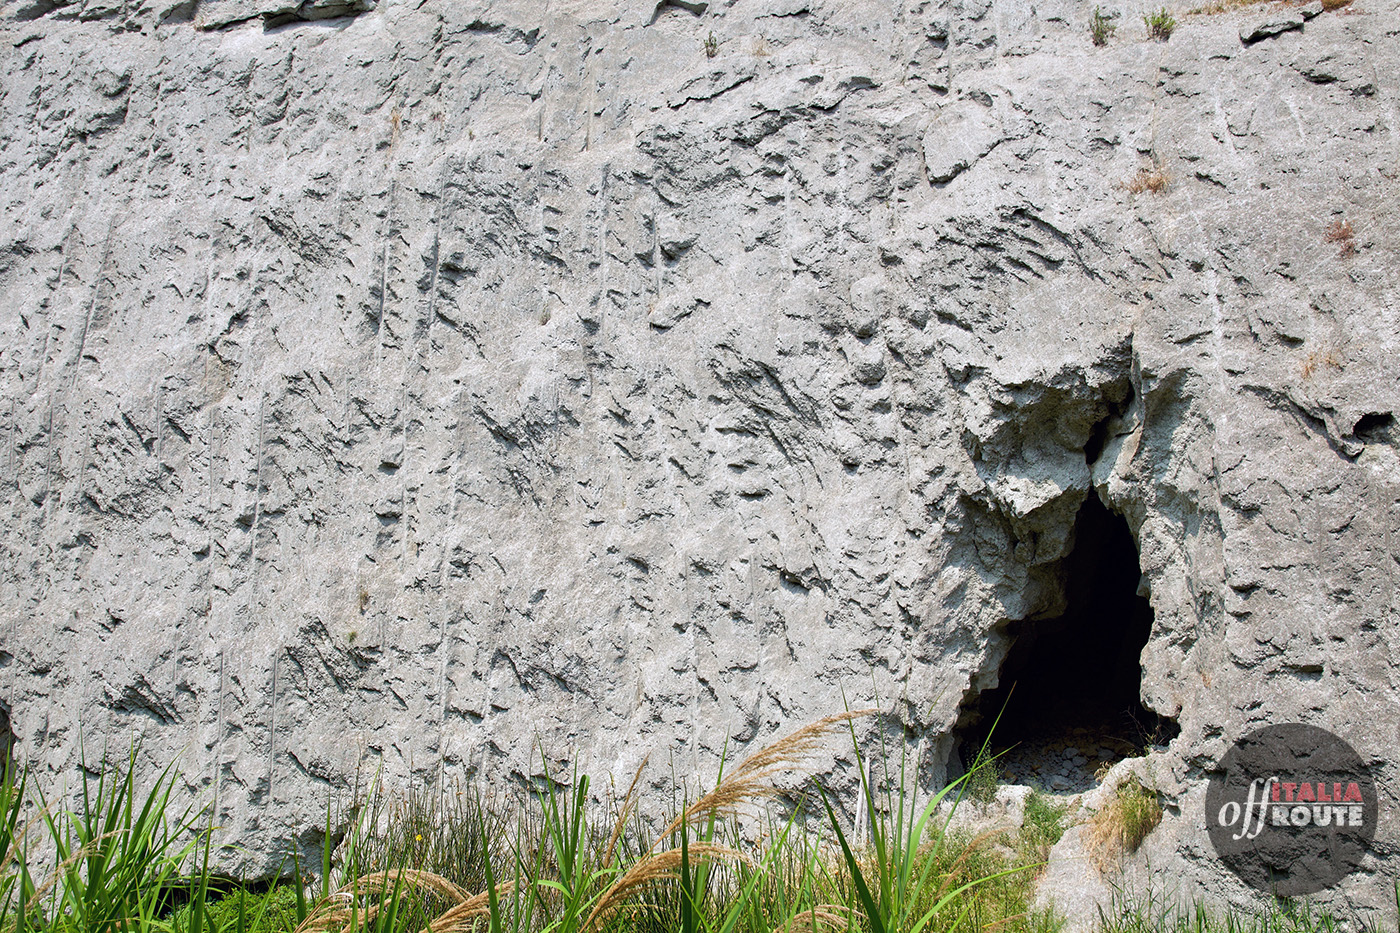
[
  {"x1": 0, "y1": 703, "x2": 13, "y2": 772},
  {"x1": 955, "y1": 490, "x2": 1179, "y2": 793}
]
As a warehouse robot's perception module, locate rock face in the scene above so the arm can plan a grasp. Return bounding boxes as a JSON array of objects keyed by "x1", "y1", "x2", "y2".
[{"x1": 0, "y1": 0, "x2": 1397, "y2": 919}]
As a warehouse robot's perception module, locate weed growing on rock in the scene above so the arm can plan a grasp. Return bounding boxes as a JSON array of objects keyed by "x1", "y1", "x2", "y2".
[
  {"x1": 703, "y1": 31, "x2": 719, "y2": 59},
  {"x1": 0, "y1": 733, "x2": 1382, "y2": 933},
  {"x1": 10, "y1": 711, "x2": 1048, "y2": 933},
  {"x1": 964, "y1": 750, "x2": 1001, "y2": 804},
  {"x1": 1017, "y1": 792, "x2": 1068, "y2": 868},
  {"x1": 1125, "y1": 163, "x2": 1171, "y2": 194},
  {"x1": 1186, "y1": 0, "x2": 1264, "y2": 15},
  {"x1": 1143, "y1": 7, "x2": 1177, "y2": 39},
  {"x1": 1091, "y1": 7, "x2": 1119, "y2": 45},
  {"x1": 1324, "y1": 218, "x2": 1356, "y2": 257},
  {"x1": 1301, "y1": 347, "x2": 1343, "y2": 378},
  {"x1": 820, "y1": 715, "x2": 1036, "y2": 933},
  {"x1": 1087, "y1": 776, "x2": 1161, "y2": 872},
  {"x1": 1096, "y1": 884, "x2": 1394, "y2": 933}
]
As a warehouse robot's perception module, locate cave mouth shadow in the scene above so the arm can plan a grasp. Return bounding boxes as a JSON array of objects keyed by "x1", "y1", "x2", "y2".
[
  {"x1": 954, "y1": 490, "x2": 1180, "y2": 794},
  {"x1": 0, "y1": 702, "x2": 12, "y2": 774}
]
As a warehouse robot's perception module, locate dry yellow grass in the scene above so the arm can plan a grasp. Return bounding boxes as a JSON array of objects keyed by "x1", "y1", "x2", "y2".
[
  {"x1": 291, "y1": 868, "x2": 510, "y2": 933},
  {"x1": 1125, "y1": 164, "x2": 1170, "y2": 194},
  {"x1": 1086, "y1": 777, "x2": 1161, "y2": 873},
  {"x1": 1301, "y1": 348, "x2": 1343, "y2": 378},
  {"x1": 775, "y1": 904, "x2": 860, "y2": 933},
  {"x1": 602, "y1": 753, "x2": 649, "y2": 869},
  {"x1": 582, "y1": 843, "x2": 753, "y2": 931},
  {"x1": 656, "y1": 710, "x2": 875, "y2": 846}
]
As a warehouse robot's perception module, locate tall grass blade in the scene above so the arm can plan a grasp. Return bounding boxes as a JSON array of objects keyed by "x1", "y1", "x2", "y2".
[
  {"x1": 480, "y1": 807, "x2": 502, "y2": 933},
  {"x1": 818, "y1": 789, "x2": 886, "y2": 933}
]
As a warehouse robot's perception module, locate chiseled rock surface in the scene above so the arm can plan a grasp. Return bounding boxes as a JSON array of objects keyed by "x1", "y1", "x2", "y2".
[{"x1": 1, "y1": 0, "x2": 1397, "y2": 918}]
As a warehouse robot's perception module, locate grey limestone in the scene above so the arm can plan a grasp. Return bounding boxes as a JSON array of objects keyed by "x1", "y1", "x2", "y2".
[{"x1": 0, "y1": 0, "x2": 1397, "y2": 920}]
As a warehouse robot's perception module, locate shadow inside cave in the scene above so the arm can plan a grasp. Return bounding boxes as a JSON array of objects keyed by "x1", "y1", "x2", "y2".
[{"x1": 954, "y1": 490, "x2": 1180, "y2": 794}]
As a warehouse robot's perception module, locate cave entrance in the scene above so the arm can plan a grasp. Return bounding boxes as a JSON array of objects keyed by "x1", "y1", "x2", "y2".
[
  {"x1": 0, "y1": 702, "x2": 13, "y2": 774},
  {"x1": 956, "y1": 490, "x2": 1179, "y2": 793}
]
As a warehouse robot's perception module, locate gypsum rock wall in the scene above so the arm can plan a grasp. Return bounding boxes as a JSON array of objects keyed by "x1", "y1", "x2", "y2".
[{"x1": 0, "y1": 0, "x2": 1397, "y2": 918}]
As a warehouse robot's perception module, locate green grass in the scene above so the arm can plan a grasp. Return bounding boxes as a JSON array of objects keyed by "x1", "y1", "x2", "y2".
[
  {"x1": 170, "y1": 886, "x2": 302, "y2": 933},
  {"x1": 960, "y1": 752, "x2": 999, "y2": 806},
  {"x1": 0, "y1": 725, "x2": 1392, "y2": 933},
  {"x1": 1097, "y1": 884, "x2": 1399, "y2": 933},
  {"x1": 1143, "y1": 7, "x2": 1177, "y2": 39},
  {"x1": 1017, "y1": 791, "x2": 1068, "y2": 868},
  {"x1": 1090, "y1": 6, "x2": 1118, "y2": 45}
]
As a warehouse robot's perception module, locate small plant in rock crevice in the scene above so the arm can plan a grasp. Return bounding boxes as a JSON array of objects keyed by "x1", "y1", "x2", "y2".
[
  {"x1": 1017, "y1": 791, "x2": 1069, "y2": 870},
  {"x1": 963, "y1": 749, "x2": 1001, "y2": 804},
  {"x1": 702, "y1": 31, "x2": 719, "y2": 59},
  {"x1": 1301, "y1": 347, "x2": 1343, "y2": 378},
  {"x1": 1091, "y1": 7, "x2": 1119, "y2": 45},
  {"x1": 1125, "y1": 161, "x2": 1171, "y2": 194},
  {"x1": 1187, "y1": 0, "x2": 1263, "y2": 15},
  {"x1": 1087, "y1": 776, "x2": 1162, "y2": 872},
  {"x1": 1324, "y1": 218, "x2": 1356, "y2": 257},
  {"x1": 1144, "y1": 7, "x2": 1177, "y2": 39}
]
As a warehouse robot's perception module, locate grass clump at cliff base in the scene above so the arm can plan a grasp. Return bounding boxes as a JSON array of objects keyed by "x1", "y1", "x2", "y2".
[
  {"x1": 0, "y1": 713, "x2": 1051, "y2": 933},
  {"x1": 0, "y1": 718, "x2": 1392, "y2": 933}
]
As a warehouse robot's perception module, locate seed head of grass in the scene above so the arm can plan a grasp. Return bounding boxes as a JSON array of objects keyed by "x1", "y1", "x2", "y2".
[
  {"x1": 656, "y1": 710, "x2": 876, "y2": 846},
  {"x1": 426, "y1": 882, "x2": 516, "y2": 933},
  {"x1": 776, "y1": 904, "x2": 860, "y2": 933},
  {"x1": 603, "y1": 754, "x2": 649, "y2": 869},
  {"x1": 583, "y1": 842, "x2": 753, "y2": 931},
  {"x1": 363, "y1": 869, "x2": 475, "y2": 903}
]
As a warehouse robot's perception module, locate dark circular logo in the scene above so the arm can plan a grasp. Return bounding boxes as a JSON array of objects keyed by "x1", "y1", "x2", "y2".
[{"x1": 1206, "y1": 724, "x2": 1376, "y2": 895}]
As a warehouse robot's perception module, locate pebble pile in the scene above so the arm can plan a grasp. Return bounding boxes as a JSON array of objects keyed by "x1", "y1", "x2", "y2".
[{"x1": 992, "y1": 728, "x2": 1146, "y2": 795}]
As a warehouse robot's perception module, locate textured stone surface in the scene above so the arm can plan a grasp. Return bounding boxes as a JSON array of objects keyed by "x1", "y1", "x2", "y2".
[
  {"x1": 0, "y1": 0, "x2": 1397, "y2": 920},
  {"x1": 1240, "y1": 13, "x2": 1304, "y2": 44}
]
